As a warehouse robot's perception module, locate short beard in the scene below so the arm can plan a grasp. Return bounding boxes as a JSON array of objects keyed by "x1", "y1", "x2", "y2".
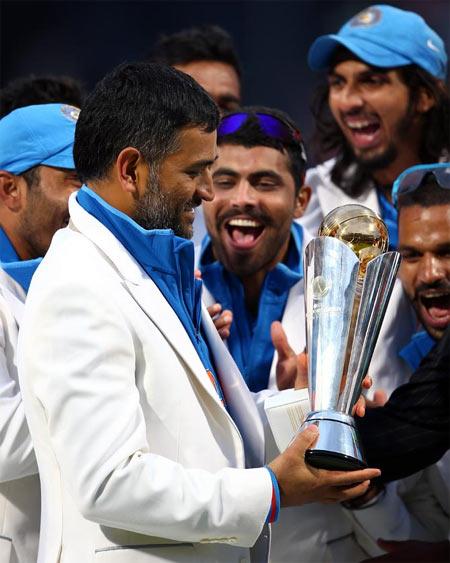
[
  {"x1": 353, "y1": 100, "x2": 416, "y2": 172},
  {"x1": 355, "y1": 143, "x2": 398, "y2": 171},
  {"x1": 131, "y1": 167, "x2": 192, "y2": 239}
]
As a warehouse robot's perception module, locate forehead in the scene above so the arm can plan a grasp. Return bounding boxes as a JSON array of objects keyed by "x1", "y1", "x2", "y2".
[
  {"x1": 214, "y1": 144, "x2": 291, "y2": 175},
  {"x1": 168, "y1": 126, "x2": 217, "y2": 163},
  {"x1": 174, "y1": 60, "x2": 240, "y2": 99},
  {"x1": 399, "y1": 204, "x2": 450, "y2": 246},
  {"x1": 330, "y1": 58, "x2": 400, "y2": 79}
]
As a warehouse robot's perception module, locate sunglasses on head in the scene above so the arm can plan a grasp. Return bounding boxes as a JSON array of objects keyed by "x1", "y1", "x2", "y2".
[
  {"x1": 392, "y1": 162, "x2": 450, "y2": 206},
  {"x1": 218, "y1": 112, "x2": 307, "y2": 164}
]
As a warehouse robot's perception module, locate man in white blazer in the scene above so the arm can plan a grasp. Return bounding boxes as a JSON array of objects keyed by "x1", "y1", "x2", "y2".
[
  {"x1": 18, "y1": 62, "x2": 379, "y2": 563},
  {"x1": 198, "y1": 107, "x2": 438, "y2": 562},
  {"x1": 0, "y1": 103, "x2": 81, "y2": 563}
]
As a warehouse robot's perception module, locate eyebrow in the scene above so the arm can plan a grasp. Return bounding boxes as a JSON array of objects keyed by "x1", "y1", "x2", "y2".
[
  {"x1": 399, "y1": 242, "x2": 450, "y2": 253},
  {"x1": 248, "y1": 170, "x2": 283, "y2": 183},
  {"x1": 329, "y1": 68, "x2": 389, "y2": 79},
  {"x1": 212, "y1": 167, "x2": 239, "y2": 178},
  {"x1": 217, "y1": 94, "x2": 240, "y2": 106},
  {"x1": 186, "y1": 156, "x2": 218, "y2": 170}
]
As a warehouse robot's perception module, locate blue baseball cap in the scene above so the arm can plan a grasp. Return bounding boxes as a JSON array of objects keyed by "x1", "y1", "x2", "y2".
[
  {"x1": 308, "y1": 4, "x2": 447, "y2": 80},
  {"x1": 0, "y1": 103, "x2": 79, "y2": 175}
]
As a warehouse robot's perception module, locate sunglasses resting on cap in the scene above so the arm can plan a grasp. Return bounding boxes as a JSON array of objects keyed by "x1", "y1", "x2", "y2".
[
  {"x1": 392, "y1": 162, "x2": 450, "y2": 206},
  {"x1": 218, "y1": 111, "x2": 307, "y2": 165}
]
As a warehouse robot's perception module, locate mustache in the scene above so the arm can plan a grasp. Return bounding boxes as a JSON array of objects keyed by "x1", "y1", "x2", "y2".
[
  {"x1": 415, "y1": 280, "x2": 450, "y2": 297},
  {"x1": 216, "y1": 207, "x2": 273, "y2": 229},
  {"x1": 183, "y1": 196, "x2": 202, "y2": 210}
]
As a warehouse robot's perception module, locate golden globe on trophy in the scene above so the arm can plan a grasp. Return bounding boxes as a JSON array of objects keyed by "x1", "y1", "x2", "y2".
[{"x1": 300, "y1": 204, "x2": 400, "y2": 470}]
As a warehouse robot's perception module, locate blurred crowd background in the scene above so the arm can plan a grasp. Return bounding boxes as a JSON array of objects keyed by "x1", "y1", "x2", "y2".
[{"x1": 2, "y1": 0, "x2": 449, "y2": 152}]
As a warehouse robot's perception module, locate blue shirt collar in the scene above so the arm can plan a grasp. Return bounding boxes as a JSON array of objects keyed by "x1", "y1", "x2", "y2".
[
  {"x1": 377, "y1": 191, "x2": 398, "y2": 250},
  {"x1": 0, "y1": 227, "x2": 41, "y2": 293},
  {"x1": 399, "y1": 330, "x2": 437, "y2": 372},
  {"x1": 76, "y1": 186, "x2": 222, "y2": 391},
  {"x1": 199, "y1": 222, "x2": 304, "y2": 392},
  {"x1": 0, "y1": 227, "x2": 20, "y2": 262}
]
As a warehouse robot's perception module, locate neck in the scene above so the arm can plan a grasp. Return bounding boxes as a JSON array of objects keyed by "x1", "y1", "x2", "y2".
[
  {"x1": 87, "y1": 179, "x2": 134, "y2": 218},
  {"x1": 371, "y1": 133, "x2": 423, "y2": 200},
  {"x1": 241, "y1": 271, "x2": 267, "y2": 317},
  {"x1": 0, "y1": 222, "x2": 30, "y2": 261},
  {"x1": 240, "y1": 234, "x2": 292, "y2": 316}
]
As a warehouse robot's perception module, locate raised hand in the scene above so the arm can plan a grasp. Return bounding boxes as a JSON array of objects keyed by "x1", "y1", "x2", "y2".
[{"x1": 271, "y1": 321, "x2": 308, "y2": 391}]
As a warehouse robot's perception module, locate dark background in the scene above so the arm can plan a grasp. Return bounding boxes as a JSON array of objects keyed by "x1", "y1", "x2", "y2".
[{"x1": 1, "y1": 0, "x2": 449, "y2": 143}]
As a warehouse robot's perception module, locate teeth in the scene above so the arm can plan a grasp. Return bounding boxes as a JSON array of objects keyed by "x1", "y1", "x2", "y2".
[
  {"x1": 347, "y1": 121, "x2": 376, "y2": 130},
  {"x1": 422, "y1": 292, "x2": 450, "y2": 299},
  {"x1": 228, "y1": 218, "x2": 261, "y2": 228}
]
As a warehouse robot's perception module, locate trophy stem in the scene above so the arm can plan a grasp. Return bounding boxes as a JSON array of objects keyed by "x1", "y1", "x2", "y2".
[
  {"x1": 340, "y1": 281, "x2": 362, "y2": 393},
  {"x1": 301, "y1": 410, "x2": 367, "y2": 470}
]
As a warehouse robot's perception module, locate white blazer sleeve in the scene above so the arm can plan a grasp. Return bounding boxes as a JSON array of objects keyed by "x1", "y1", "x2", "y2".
[
  {"x1": 19, "y1": 278, "x2": 272, "y2": 547},
  {"x1": 0, "y1": 301, "x2": 37, "y2": 482}
]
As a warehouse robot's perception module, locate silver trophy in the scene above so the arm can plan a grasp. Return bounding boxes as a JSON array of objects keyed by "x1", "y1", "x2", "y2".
[{"x1": 301, "y1": 204, "x2": 401, "y2": 470}]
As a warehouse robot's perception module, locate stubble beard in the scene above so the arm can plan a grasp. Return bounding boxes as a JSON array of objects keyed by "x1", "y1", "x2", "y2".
[
  {"x1": 352, "y1": 102, "x2": 416, "y2": 173},
  {"x1": 132, "y1": 169, "x2": 192, "y2": 239},
  {"x1": 19, "y1": 187, "x2": 59, "y2": 258}
]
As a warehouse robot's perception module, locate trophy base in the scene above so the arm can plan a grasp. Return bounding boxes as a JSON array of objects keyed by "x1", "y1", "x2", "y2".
[{"x1": 301, "y1": 410, "x2": 367, "y2": 471}]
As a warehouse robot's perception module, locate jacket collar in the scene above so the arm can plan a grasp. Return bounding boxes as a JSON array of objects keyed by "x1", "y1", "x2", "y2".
[{"x1": 68, "y1": 194, "x2": 256, "y2": 443}]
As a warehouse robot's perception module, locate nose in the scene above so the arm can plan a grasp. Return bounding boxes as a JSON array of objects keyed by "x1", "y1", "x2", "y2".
[
  {"x1": 418, "y1": 253, "x2": 446, "y2": 285},
  {"x1": 333, "y1": 84, "x2": 364, "y2": 114},
  {"x1": 196, "y1": 169, "x2": 214, "y2": 203},
  {"x1": 229, "y1": 180, "x2": 256, "y2": 208}
]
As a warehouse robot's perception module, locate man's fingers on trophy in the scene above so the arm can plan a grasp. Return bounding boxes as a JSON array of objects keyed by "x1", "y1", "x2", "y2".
[
  {"x1": 366, "y1": 389, "x2": 389, "y2": 409},
  {"x1": 335, "y1": 480, "x2": 372, "y2": 502},
  {"x1": 353, "y1": 395, "x2": 366, "y2": 417},
  {"x1": 291, "y1": 424, "x2": 319, "y2": 453},
  {"x1": 327, "y1": 467, "x2": 381, "y2": 487},
  {"x1": 362, "y1": 375, "x2": 373, "y2": 389},
  {"x1": 282, "y1": 425, "x2": 319, "y2": 462}
]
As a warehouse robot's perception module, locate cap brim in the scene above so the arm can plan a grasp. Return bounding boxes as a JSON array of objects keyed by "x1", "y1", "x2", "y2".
[
  {"x1": 308, "y1": 34, "x2": 411, "y2": 71},
  {"x1": 41, "y1": 144, "x2": 75, "y2": 170}
]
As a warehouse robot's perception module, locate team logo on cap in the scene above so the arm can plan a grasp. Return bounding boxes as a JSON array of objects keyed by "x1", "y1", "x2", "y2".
[
  {"x1": 350, "y1": 7, "x2": 382, "y2": 27},
  {"x1": 61, "y1": 104, "x2": 80, "y2": 122}
]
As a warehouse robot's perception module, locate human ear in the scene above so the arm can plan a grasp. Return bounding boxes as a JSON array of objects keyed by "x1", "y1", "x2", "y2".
[
  {"x1": 115, "y1": 147, "x2": 143, "y2": 197},
  {"x1": 0, "y1": 171, "x2": 24, "y2": 212},
  {"x1": 293, "y1": 185, "x2": 311, "y2": 219},
  {"x1": 416, "y1": 87, "x2": 436, "y2": 114}
]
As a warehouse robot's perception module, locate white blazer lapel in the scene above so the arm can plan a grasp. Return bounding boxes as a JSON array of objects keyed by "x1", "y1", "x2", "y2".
[
  {"x1": 69, "y1": 194, "x2": 227, "y2": 411},
  {"x1": 123, "y1": 278, "x2": 227, "y2": 409},
  {"x1": 202, "y1": 307, "x2": 265, "y2": 468}
]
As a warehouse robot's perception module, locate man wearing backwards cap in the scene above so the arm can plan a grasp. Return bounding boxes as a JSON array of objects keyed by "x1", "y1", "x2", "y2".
[{"x1": 0, "y1": 103, "x2": 81, "y2": 563}]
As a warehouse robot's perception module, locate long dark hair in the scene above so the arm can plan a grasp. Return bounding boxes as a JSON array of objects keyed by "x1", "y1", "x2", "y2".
[{"x1": 311, "y1": 65, "x2": 450, "y2": 197}]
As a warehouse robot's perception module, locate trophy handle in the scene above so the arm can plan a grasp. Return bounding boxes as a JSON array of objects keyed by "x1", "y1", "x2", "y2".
[{"x1": 338, "y1": 251, "x2": 401, "y2": 414}]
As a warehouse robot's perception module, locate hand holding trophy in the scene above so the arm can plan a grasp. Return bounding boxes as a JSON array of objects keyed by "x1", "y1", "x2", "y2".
[{"x1": 301, "y1": 204, "x2": 400, "y2": 470}]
